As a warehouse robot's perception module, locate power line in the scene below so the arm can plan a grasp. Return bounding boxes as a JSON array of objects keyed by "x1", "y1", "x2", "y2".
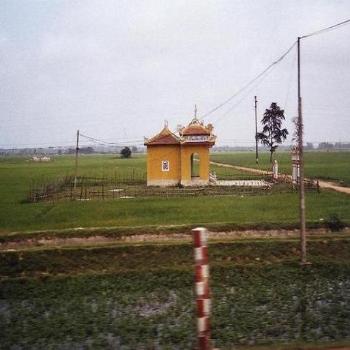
[
  {"x1": 300, "y1": 18, "x2": 350, "y2": 39},
  {"x1": 211, "y1": 56, "x2": 283, "y2": 126},
  {"x1": 201, "y1": 19, "x2": 350, "y2": 121},
  {"x1": 212, "y1": 42, "x2": 298, "y2": 126},
  {"x1": 0, "y1": 134, "x2": 145, "y2": 148},
  {"x1": 80, "y1": 133, "x2": 143, "y2": 147},
  {"x1": 283, "y1": 45, "x2": 298, "y2": 110},
  {"x1": 200, "y1": 41, "x2": 297, "y2": 120}
]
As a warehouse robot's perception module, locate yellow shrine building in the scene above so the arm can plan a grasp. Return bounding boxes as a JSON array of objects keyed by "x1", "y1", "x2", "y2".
[{"x1": 144, "y1": 115, "x2": 216, "y2": 187}]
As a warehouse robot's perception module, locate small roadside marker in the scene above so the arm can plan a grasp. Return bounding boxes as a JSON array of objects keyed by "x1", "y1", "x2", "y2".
[{"x1": 192, "y1": 227, "x2": 217, "y2": 350}]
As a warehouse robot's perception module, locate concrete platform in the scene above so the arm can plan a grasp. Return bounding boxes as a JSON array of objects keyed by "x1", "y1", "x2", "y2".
[{"x1": 215, "y1": 180, "x2": 271, "y2": 187}]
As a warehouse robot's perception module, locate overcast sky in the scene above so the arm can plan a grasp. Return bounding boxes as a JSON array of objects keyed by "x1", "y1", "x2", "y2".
[{"x1": 1, "y1": 0, "x2": 350, "y2": 148}]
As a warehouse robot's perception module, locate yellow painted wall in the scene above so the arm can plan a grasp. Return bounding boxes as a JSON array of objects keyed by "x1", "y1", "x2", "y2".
[
  {"x1": 147, "y1": 145, "x2": 181, "y2": 184},
  {"x1": 180, "y1": 145, "x2": 209, "y2": 182}
]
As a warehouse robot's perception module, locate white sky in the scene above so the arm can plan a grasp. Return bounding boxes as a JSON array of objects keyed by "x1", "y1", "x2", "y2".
[{"x1": 1, "y1": 0, "x2": 350, "y2": 148}]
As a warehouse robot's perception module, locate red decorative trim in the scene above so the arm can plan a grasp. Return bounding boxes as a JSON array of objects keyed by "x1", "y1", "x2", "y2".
[{"x1": 192, "y1": 227, "x2": 212, "y2": 350}]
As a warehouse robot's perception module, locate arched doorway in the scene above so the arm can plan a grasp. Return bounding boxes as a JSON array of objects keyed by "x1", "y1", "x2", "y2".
[{"x1": 191, "y1": 153, "x2": 200, "y2": 179}]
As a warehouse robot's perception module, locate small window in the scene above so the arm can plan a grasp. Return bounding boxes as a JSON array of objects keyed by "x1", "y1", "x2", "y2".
[{"x1": 161, "y1": 160, "x2": 170, "y2": 172}]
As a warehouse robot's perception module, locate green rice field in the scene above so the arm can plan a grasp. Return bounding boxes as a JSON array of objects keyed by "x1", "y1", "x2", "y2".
[
  {"x1": 0, "y1": 152, "x2": 349, "y2": 234},
  {"x1": 211, "y1": 151, "x2": 350, "y2": 186}
]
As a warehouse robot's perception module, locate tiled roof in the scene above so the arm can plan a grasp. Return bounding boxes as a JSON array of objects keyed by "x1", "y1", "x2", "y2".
[
  {"x1": 180, "y1": 118, "x2": 212, "y2": 136},
  {"x1": 181, "y1": 124, "x2": 211, "y2": 136},
  {"x1": 144, "y1": 126, "x2": 180, "y2": 146}
]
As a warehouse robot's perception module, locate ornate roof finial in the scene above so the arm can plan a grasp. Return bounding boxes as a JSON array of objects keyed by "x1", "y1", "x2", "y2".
[
  {"x1": 164, "y1": 120, "x2": 168, "y2": 128},
  {"x1": 191, "y1": 104, "x2": 199, "y2": 124}
]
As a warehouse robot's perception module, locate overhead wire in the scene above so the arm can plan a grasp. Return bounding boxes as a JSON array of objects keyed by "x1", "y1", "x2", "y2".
[
  {"x1": 211, "y1": 56, "x2": 283, "y2": 126},
  {"x1": 283, "y1": 45, "x2": 298, "y2": 112},
  {"x1": 211, "y1": 39, "x2": 299, "y2": 131},
  {"x1": 0, "y1": 134, "x2": 145, "y2": 149},
  {"x1": 200, "y1": 18, "x2": 350, "y2": 122},
  {"x1": 199, "y1": 41, "x2": 297, "y2": 120},
  {"x1": 79, "y1": 133, "x2": 143, "y2": 147},
  {"x1": 300, "y1": 18, "x2": 350, "y2": 39}
]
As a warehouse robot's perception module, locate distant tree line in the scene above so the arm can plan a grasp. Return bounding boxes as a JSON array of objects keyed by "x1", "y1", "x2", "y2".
[
  {"x1": 1, "y1": 142, "x2": 350, "y2": 156},
  {"x1": 317, "y1": 142, "x2": 350, "y2": 150},
  {"x1": 66, "y1": 147, "x2": 94, "y2": 154},
  {"x1": 303, "y1": 142, "x2": 350, "y2": 150},
  {"x1": 65, "y1": 146, "x2": 140, "y2": 155}
]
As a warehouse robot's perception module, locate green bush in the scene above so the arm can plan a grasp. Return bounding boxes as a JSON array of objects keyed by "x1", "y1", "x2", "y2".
[{"x1": 325, "y1": 213, "x2": 346, "y2": 231}]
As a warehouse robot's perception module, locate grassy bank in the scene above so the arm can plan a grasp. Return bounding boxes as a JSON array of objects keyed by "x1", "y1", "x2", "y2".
[
  {"x1": 1, "y1": 239, "x2": 350, "y2": 349},
  {"x1": 1, "y1": 190, "x2": 349, "y2": 234}
]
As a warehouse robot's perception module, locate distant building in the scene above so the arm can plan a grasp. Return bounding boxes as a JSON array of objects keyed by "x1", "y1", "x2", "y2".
[
  {"x1": 32, "y1": 156, "x2": 51, "y2": 162},
  {"x1": 144, "y1": 113, "x2": 216, "y2": 186}
]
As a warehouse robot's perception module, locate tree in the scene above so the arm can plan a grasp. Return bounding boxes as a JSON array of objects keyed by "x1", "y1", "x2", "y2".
[
  {"x1": 120, "y1": 146, "x2": 132, "y2": 158},
  {"x1": 305, "y1": 142, "x2": 314, "y2": 150},
  {"x1": 80, "y1": 146, "x2": 94, "y2": 154},
  {"x1": 257, "y1": 102, "x2": 288, "y2": 163},
  {"x1": 318, "y1": 142, "x2": 334, "y2": 150}
]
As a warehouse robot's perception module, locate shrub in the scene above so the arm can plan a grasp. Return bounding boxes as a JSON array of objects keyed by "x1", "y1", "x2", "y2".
[
  {"x1": 325, "y1": 213, "x2": 346, "y2": 232},
  {"x1": 120, "y1": 147, "x2": 132, "y2": 159}
]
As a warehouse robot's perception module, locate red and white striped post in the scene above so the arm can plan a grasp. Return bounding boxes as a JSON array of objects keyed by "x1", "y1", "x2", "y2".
[{"x1": 193, "y1": 227, "x2": 212, "y2": 350}]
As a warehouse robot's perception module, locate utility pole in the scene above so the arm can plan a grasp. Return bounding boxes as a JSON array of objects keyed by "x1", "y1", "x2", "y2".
[
  {"x1": 74, "y1": 129, "x2": 80, "y2": 189},
  {"x1": 254, "y1": 96, "x2": 259, "y2": 164},
  {"x1": 297, "y1": 37, "x2": 307, "y2": 264}
]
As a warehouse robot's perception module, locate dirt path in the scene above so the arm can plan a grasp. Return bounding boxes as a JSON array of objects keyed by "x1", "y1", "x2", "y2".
[
  {"x1": 211, "y1": 161, "x2": 272, "y2": 175},
  {"x1": 1, "y1": 227, "x2": 348, "y2": 251},
  {"x1": 210, "y1": 161, "x2": 350, "y2": 195},
  {"x1": 316, "y1": 179, "x2": 350, "y2": 194}
]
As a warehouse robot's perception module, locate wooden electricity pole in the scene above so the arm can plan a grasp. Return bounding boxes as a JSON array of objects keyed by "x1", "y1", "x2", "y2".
[
  {"x1": 254, "y1": 96, "x2": 259, "y2": 164},
  {"x1": 74, "y1": 129, "x2": 80, "y2": 189},
  {"x1": 297, "y1": 37, "x2": 307, "y2": 264}
]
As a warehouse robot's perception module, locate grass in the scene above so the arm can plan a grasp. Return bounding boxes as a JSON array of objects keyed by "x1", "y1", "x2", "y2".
[
  {"x1": 0, "y1": 153, "x2": 350, "y2": 234},
  {"x1": 1, "y1": 153, "x2": 349, "y2": 349},
  {"x1": 1, "y1": 239, "x2": 350, "y2": 349},
  {"x1": 210, "y1": 161, "x2": 268, "y2": 180},
  {"x1": 210, "y1": 151, "x2": 350, "y2": 186},
  {"x1": 1, "y1": 190, "x2": 350, "y2": 234},
  {"x1": 0, "y1": 154, "x2": 146, "y2": 203}
]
